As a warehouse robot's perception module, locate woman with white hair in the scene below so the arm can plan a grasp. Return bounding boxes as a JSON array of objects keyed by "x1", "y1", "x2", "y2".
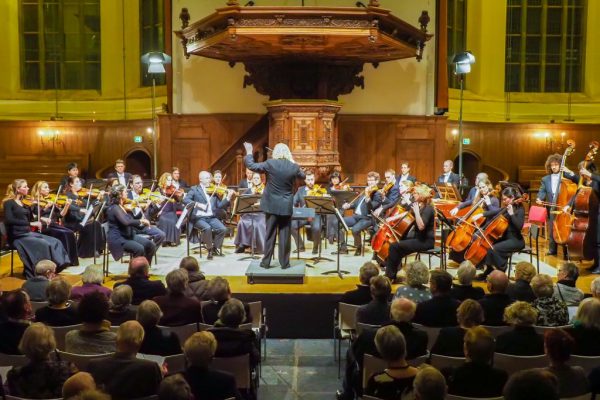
[
  {"x1": 70, "y1": 264, "x2": 112, "y2": 300},
  {"x1": 567, "y1": 298, "x2": 600, "y2": 355},
  {"x1": 450, "y1": 260, "x2": 485, "y2": 301},
  {"x1": 394, "y1": 260, "x2": 432, "y2": 303}
]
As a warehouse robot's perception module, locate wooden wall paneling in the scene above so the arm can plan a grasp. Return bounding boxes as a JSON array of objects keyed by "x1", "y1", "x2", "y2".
[{"x1": 396, "y1": 139, "x2": 435, "y2": 183}]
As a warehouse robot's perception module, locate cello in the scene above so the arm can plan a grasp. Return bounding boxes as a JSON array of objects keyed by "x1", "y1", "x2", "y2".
[
  {"x1": 446, "y1": 197, "x2": 486, "y2": 252},
  {"x1": 566, "y1": 141, "x2": 600, "y2": 260},
  {"x1": 552, "y1": 140, "x2": 577, "y2": 244},
  {"x1": 371, "y1": 204, "x2": 415, "y2": 264}
]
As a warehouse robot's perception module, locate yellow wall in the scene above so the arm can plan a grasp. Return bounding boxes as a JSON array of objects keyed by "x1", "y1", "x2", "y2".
[{"x1": 449, "y1": 0, "x2": 600, "y2": 123}]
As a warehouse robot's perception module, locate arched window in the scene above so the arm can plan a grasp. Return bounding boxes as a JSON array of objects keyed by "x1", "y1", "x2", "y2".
[
  {"x1": 140, "y1": 0, "x2": 165, "y2": 87},
  {"x1": 447, "y1": 0, "x2": 467, "y2": 89}
]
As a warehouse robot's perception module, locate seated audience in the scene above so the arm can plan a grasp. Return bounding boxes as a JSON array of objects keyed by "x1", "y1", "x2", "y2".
[
  {"x1": 364, "y1": 325, "x2": 419, "y2": 400},
  {"x1": 503, "y1": 369, "x2": 559, "y2": 400},
  {"x1": 542, "y1": 329, "x2": 589, "y2": 397},
  {"x1": 137, "y1": 300, "x2": 182, "y2": 356},
  {"x1": 431, "y1": 299, "x2": 483, "y2": 357},
  {"x1": 106, "y1": 284, "x2": 137, "y2": 326},
  {"x1": 202, "y1": 277, "x2": 252, "y2": 325},
  {"x1": 21, "y1": 259, "x2": 56, "y2": 301},
  {"x1": 70, "y1": 265, "x2": 112, "y2": 301},
  {"x1": 35, "y1": 277, "x2": 80, "y2": 326},
  {"x1": 414, "y1": 270, "x2": 460, "y2": 327},
  {"x1": 88, "y1": 320, "x2": 162, "y2": 399},
  {"x1": 496, "y1": 301, "x2": 544, "y2": 355},
  {"x1": 567, "y1": 297, "x2": 600, "y2": 355},
  {"x1": 65, "y1": 291, "x2": 116, "y2": 354},
  {"x1": 113, "y1": 256, "x2": 166, "y2": 305},
  {"x1": 591, "y1": 277, "x2": 600, "y2": 300},
  {"x1": 445, "y1": 326, "x2": 508, "y2": 397},
  {"x1": 394, "y1": 260, "x2": 432, "y2": 303},
  {"x1": 478, "y1": 270, "x2": 513, "y2": 326},
  {"x1": 553, "y1": 261, "x2": 584, "y2": 306},
  {"x1": 180, "y1": 256, "x2": 210, "y2": 301},
  {"x1": 0, "y1": 290, "x2": 32, "y2": 354},
  {"x1": 413, "y1": 366, "x2": 447, "y2": 400},
  {"x1": 506, "y1": 261, "x2": 537, "y2": 302},
  {"x1": 340, "y1": 261, "x2": 380, "y2": 305},
  {"x1": 153, "y1": 269, "x2": 202, "y2": 326},
  {"x1": 531, "y1": 274, "x2": 569, "y2": 327},
  {"x1": 182, "y1": 331, "x2": 242, "y2": 400},
  {"x1": 158, "y1": 374, "x2": 193, "y2": 400},
  {"x1": 6, "y1": 323, "x2": 76, "y2": 398},
  {"x1": 357, "y1": 275, "x2": 392, "y2": 325},
  {"x1": 450, "y1": 261, "x2": 484, "y2": 301},
  {"x1": 62, "y1": 372, "x2": 97, "y2": 399}
]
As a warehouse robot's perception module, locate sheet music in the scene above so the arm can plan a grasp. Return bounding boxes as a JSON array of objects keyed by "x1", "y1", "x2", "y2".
[
  {"x1": 80, "y1": 206, "x2": 95, "y2": 227},
  {"x1": 176, "y1": 206, "x2": 190, "y2": 230},
  {"x1": 335, "y1": 208, "x2": 349, "y2": 231}
]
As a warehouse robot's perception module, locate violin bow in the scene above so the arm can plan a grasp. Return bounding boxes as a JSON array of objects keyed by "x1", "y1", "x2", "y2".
[
  {"x1": 37, "y1": 193, "x2": 42, "y2": 228},
  {"x1": 157, "y1": 190, "x2": 177, "y2": 217},
  {"x1": 48, "y1": 185, "x2": 62, "y2": 221},
  {"x1": 86, "y1": 183, "x2": 93, "y2": 208}
]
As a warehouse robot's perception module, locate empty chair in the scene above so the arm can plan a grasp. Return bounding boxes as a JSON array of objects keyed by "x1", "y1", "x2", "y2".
[
  {"x1": 56, "y1": 350, "x2": 113, "y2": 370},
  {"x1": 428, "y1": 353, "x2": 465, "y2": 370},
  {"x1": 163, "y1": 353, "x2": 186, "y2": 374},
  {"x1": 362, "y1": 354, "x2": 387, "y2": 389},
  {"x1": 158, "y1": 323, "x2": 198, "y2": 345},
  {"x1": 493, "y1": 353, "x2": 548, "y2": 375},
  {"x1": 212, "y1": 354, "x2": 251, "y2": 390},
  {"x1": 334, "y1": 302, "x2": 360, "y2": 376}
]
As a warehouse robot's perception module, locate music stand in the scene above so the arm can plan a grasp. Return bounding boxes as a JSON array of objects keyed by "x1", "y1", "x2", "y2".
[
  {"x1": 330, "y1": 189, "x2": 359, "y2": 250},
  {"x1": 232, "y1": 194, "x2": 263, "y2": 260},
  {"x1": 81, "y1": 201, "x2": 105, "y2": 265},
  {"x1": 304, "y1": 196, "x2": 336, "y2": 266},
  {"x1": 322, "y1": 208, "x2": 350, "y2": 278},
  {"x1": 434, "y1": 183, "x2": 462, "y2": 202}
]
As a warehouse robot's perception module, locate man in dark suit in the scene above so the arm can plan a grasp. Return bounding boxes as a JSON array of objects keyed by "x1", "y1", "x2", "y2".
[
  {"x1": 171, "y1": 167, "x2": 189, "y2": 189},
  {"x1": 340, "y1": 261, "x2": 380, "y2": 305},
  {"x1": 397, "y1": 162, "x2": 417, "y2": 184},
  {"x1": 478, "y1": 270, "x2": 513, "y2": 326},
  {"x1": 243, "y1": 141, "x2": 306, "y2": 269},
  {"x1": 106, "y1": 158, "x2": 132, "y2": 187},
  {"x1": 414, "y1": 270, "x2": 460, "y2": 327},
  {"x1": 183, "y1": 171, "x2": 231, "y2": 259},
  {"x1": 437, "y1": 160, "x2": 461, "y2": 185},
  {"x1": 373, "y1": 169, "x2": 400, "y2": 218},
  {"x1": 356, "y1": 276, "x2": 391, "y2": 325},
  {"x1": 114, "y1": 257, "x2": 167, "y2": 305},
  {"x1": 291, "y1": 170, "x2": 323, "y2": 254},
  {"x1": 88, "y1": 320, "x2": 163, "y2": 400},
  {"x1": 237, "y1": 168, "x2": 254, "y2": 191}
]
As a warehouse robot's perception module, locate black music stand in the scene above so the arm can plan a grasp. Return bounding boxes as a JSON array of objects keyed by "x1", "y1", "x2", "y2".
[
  {"x1": 304, "y1": 196, "x2": 336, "y2": 266},
  {"x1": 330, "y1": 189, "x2": 359, "y2": 248},
  {"x1": 322, "y1": 208, "x2": 350, "y2": 278},
  {"x1": 233, "y1": 194, "x2": 263, "y2": 260},
  {"x1": 82, "y1": 201, "x2": 105, "y2": 265},
  {"x1": 292, "y1": 207, "x2": 316, "y2": 260}
]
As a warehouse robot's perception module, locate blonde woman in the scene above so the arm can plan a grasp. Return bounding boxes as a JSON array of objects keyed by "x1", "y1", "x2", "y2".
[{"x1": 157, "y1": 172, "x2": 181, "y2": 246}]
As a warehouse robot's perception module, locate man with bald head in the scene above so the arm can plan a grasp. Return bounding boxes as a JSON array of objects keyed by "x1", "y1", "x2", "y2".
[
  {"x1": 183, "y1": 170, "x2": 229, "y2": 260},
  {"x1": 114, "y1": 256, "x2": 166, "y2": 305},
  {"x1": 478, "y1": 270, "x2": 513, "y2": 326}
]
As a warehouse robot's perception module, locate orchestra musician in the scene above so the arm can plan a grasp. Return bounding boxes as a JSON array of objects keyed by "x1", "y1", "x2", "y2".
[
  {"x1": 450, "y1": 172, "x2": 489, "y2": 216},
  {"x1": 572, "y1": 162, "x2": 600, "y2": 274},
  {"x1": 437, "y1": 160, "x2": 461, "y2": 185},
  {"x1": 60, "y1": 162, "x2": 84, "y2": 188},
  {"x1": 155, "y1": 172, "x2": 182, "y2": 247},
  {"x1": 128, "y1": 175, "x2": 167, "y2": 248},
  {"x1": 291, "y1": 170, "x2": 324, "y2": 255},
  {"x1": 326, "y1": 171, "x2": 350, "y2": 244},
  {"x1": 2, "y1": 179, "x2": 70, "y2": 278},
  {"x1": 397, "y1": 162, "x2": 417, "y2": 184},
  {"x1": 238, "y1": 168, "x2": 254, "y2": 190},
  {"x1": 106, "y1": 159, "x2": 132, "y2": 187},
  {"x1": 171, "y1": 167, "x2": 189, "y2": 190},
  {"x1": 106, "y1": 184, "x2": 156, "y2": 264},
  {"x1": 234, "y1": 172, "x2": 267, "y2": 254},
  {"x1": 384, "y1": 184, "x2": 435, "y2": 281},
  {"x1": 211, "y1": 170, "x2": 230, "y2": 223},
  {"x1": 337, "y1": 171, "x2": 383, "y2": 256},
  {"x1": 373, "y1": 169, "x2": 400, "y2": 218},
  {"x1": 183, "y1": 171, "x2": 231, "y2": 260},
  {"x1": 536, "y1": 154, "x2": 578, "y2": 257}
]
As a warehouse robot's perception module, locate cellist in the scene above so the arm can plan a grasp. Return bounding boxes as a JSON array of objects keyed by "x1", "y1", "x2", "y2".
[
  {"x1": 571, "y1": 161, "x2": 600, "y2": 273},
  {"x1": 449, "y1": 172, "x2": 489, "y2": 216}
]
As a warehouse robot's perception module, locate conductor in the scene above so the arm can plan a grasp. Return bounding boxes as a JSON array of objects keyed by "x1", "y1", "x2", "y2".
[{"x1": 243, "y1": 141, "x2": 305, "y2": 269}]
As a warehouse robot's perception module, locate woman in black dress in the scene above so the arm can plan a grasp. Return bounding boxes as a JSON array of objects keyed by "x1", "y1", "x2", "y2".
[
  {"x1": 156, "y1": 172, "x2": 181, "y2": 246},
  {"x1": 2, "y1": 179, "x2": 70, "y2": 278},
  {"x1": 384, "y1": 184, "x2": 435, "y2": 281}
]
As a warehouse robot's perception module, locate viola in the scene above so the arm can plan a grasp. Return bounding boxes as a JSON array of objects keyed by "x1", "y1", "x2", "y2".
[{"x1": 307, "y1": 184, "x2": 328, "y2": 197}]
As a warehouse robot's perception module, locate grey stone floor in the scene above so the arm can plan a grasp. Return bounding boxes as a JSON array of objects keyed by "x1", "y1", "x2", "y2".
[{"x1": 257, "y1": 339, "x2": 348, "y2": 400}]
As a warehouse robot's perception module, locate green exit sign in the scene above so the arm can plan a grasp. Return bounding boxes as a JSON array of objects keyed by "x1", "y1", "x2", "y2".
[
  {"x1": 134, "y1": 136, "x2": 143, "y2": 143},
  {"x1": 463, "y1": 138, "x2": 471, "y2": 145}
]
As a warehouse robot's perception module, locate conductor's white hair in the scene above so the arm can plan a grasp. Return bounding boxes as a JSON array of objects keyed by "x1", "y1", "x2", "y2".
[{"x1": 272, "y1": 143, "x2": 294, "y2": 162}]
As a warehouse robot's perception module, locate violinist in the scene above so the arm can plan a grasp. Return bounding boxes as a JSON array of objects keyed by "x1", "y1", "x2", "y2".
[
  {"x1": 326, "y1": 171, "x2": 350, "y2": 244},
  {"x1": 64, "y1": 176, "x2": 105, "y2": 258},
  {"x1": 60, "y1": 162, "x2": 84, "y2": 188},
  {"x1": 155, "y1": 172, "x2": 182, "y2": 247},
  {"x1": 171, "y1": 167, "x2": 189, "y2": 190},
  {"x1": 291, "y1": 170, "x2": 325, "y2": 255},
  {"x1": 536, "y1": 154, "x2": 578, "y2": 257},
  {"x1": 128, "y1": 175, "x2": 166, "y2": 248},
  {"x1": 437, "y1": 160, "x2": 461, "y2": 185},
  {"x1": 30, "y1": 181, "x2": 79, "y2": 266},
  {"x1": 211, "y1": 170, "x2": 231, "y2": 222},
  {"x1": 373, "y1": 169, "x2": 400, "y2": 218},
  {"x1": 337, "y1": 171, "x2": 383, "y2": 256},
  {"x1": 397, "y1": 162, "x2": 417, "y2": 184},
  {"x1": 106, "y1": 159, "x2": 132, "y2": 187},
  {"x1": 383, "y1": 184, "x2": 435, "y2": 281},
  {"x1": 1, "y1": 179, "x2": 70, "y2": 278},
  {"x1": 234, "y1": 172, "x2": 267, "y2": 254},
  {"x1": 450, "y1": 172, "x2": 489, "y2": 216}
]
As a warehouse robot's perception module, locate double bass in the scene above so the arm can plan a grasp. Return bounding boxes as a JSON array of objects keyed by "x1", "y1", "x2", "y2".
[
  {"x1": 552, "y1": 140, "x2": 577, "y2": 244},
  {"x1": 567, "y1": 141, "x2": 600, "y2": 259}
]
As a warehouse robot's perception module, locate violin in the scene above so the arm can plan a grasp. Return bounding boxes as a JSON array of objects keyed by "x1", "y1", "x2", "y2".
[
  {"x1": 307, "y1": 184, "x2": 328, "y2": 197},
  {"x1": 332, "y1": 178, "x2": 351, "y2": 191},
  {"x1": 206, "y1": 184, "x2": 229, "y2": 198},
  {"x1": 379, "y1": 182, "x2": 394, "y2": 197},
  {"x1": 141, "y1": 188, "x2": 169, "y2": 204},
  {"x1": 77, "y1": 188, "x2": 103, "y2": 198},
  {"x1": 252, "y1": 183, "x2": 265, "y2": 195},
  {"x1": 165, "y1": 185, "x2": 185, "y2": 200}
]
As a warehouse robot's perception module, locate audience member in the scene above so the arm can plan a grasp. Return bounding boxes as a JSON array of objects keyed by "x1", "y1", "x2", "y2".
[
  {"x1": 158, "y1": 374, "x2": 193, "y2": 400},
  {"x1": 394, "y1": 261, "x2": 432, "y2": 303},
  {"x1": 531, "y1": 274, "x2": 569, "y2": 327},
  {"x1": 450, "y1": 261, "x2": 484, "y2": 301},
  {"x1": 180, "y1": 256, "x2": 209, "y2": 301},
  {"x1": 591, "y1": 277, "x2": 600, "y2": 300},
  {"x1": 67, "y1": 389, "x2": 111, "y2": 400},
  {"x1": 414, "y1": 270, "x2": 460, "y2": 327},
  {"x1": 153, "y1": 269, "x2": 202, "y2": 326},
  {"x1": 364, "y1": 325, "x2": 418, "y2": 400},
  {"x1": 357, "y1": 275, "x2": 392, "y2": 325},
  {"x1": 340, "y1": 261, "x2": 380, "y2": 305},
  {"x1": 137, "y1": 300, "x2": 182, "y2": 356},
  {"x1": 70, "y1": 265, "x2": 112, "y2": 301},
  {"x1": 503, "y1": 369, "x2": 559, "y2": 400},
  {"x1": 445, "y1": 326, "x2": 508, "y2": 397},
  {"x1": 506, "y1": 261, "x2": 537, "y2": 302},
  {"x1": 182, "y1": 331, "x2": 242, "y2": 400},
  {"x1": 431, "y1": 299, "x2": 483, "y2": 357},
  {"x1": 113, "y1": 257, "x2": 166, "y2": 305},
  {"x1": 542, "y1": 329, "x2": 589, "y2": 397},
  {"x1": 202, "y1": 277, "x2": 252, "y2": 325},
  {"x1": 21, "y1": 259, "x2": 56, "y2": 301},
  {"x1": 65, "y1": 291, "x2": 116, "y2": 354},
  {"x1": 106, "y1": 284, "x2": 137, "y2": 326},
  {"x1": 554, "y1": 261, "x2": 584, "y2": 306},
  {"x1": 62, "y1": 372, "x2": 97, "y2": 399},
  {"x1": 567, "y1": 297, "x2": 600, "y2": 355},
  {"x1": 496, "y1": 301, "x2": 544, "y2": 355},
  {"x1": 87, "y1": 320, "x2": 162, "y2": 399},
  {"x1": 6, "y1": 323, "x2": 76, "y2": 398},
  {"x1": 35, "y1": 277, "x2": 80, "y2": 326},
  {"x1": 413, "y1": 366, "x2": 447, "y2": 400},
  {"x1": 0, "y1": 290, "x2": 32, "y2": 354},
  {"x1": 478, "y1": 270, "x2": 513, "y2": 326}
]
